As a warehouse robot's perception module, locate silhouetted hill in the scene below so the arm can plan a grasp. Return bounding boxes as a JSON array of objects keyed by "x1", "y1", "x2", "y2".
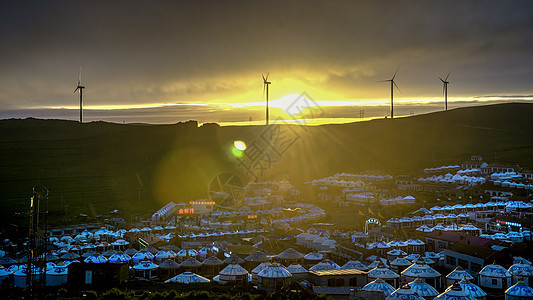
[{"x1": 1, "y1": 103, "x2": 532, "y2": 225}]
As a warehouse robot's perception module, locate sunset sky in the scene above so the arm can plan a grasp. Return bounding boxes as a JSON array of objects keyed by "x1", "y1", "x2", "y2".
[{"x1": 1, "y1": 1, "x2": 533, "y2": 124}]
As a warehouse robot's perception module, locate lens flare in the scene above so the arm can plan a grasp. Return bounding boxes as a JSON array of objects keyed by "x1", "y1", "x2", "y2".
[
  {"x1": 233, "y1": 140, "x2": 246, "y2": 151},
  {"x1": 232, "y1": 140, "x2": 246, "y2": 158}
]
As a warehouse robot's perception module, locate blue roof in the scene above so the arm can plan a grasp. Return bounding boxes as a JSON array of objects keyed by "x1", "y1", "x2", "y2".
[
  {"x1": 458, "y1": 278, "x2": 487, "y2": 298},
  {"x1": 164, "y1": 272, "x2": 210, "y2": 284},
  {"x1": 446, "y1": 266, "x2": 474, "y2": 281},
  {"x1": 257, "y1": 263, "x2": 292, "y2": 278},
  {"x1": 363, "y1": 278, "x2": 395, "y2": 297},
  {"x1": 479, "y1": 264, "x2": 511, "y2": 278},
  {"x1": 435, "y1": 283, "x2": 476, "y2": 300},
  {"x1": 341, "y1": 260, "x2": 367, "y2": 270},
  {"x1": 508, "y1": 262, "x2": 533, "y2": 277},
  {"x1": 386, "y1": 284, "x2": 424, "y2": 300},
  {"x1": 408, "y1": 277, "x2": 439, "y2": 297},
  {"x1": 506, "y1": 281, "x2": 533, "y2": 297},
  {"x1": 368, "y1": 266, "x2": 399, "y2": 279}
]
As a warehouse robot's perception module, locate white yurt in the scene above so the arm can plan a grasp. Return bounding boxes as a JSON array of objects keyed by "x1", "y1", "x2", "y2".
[
  {"x1": 250, "y1": 262, "x2": 270, "y2": 283},
  {"x1": 296, "y1": 232, "x2": 311, "y2": 246},
  {"x1": 14, "y1": 267, "x2": 42, "y2": 288},
  {"x1": 309, "y1": 259, "x2": 341, "y2": 271},
  {"x1": 303, "y1": 252, "x2": 323, "y2": 266},
  {"x1": 276, "y1": 248, "x2": 304, "y2": 262},
  {"x1": 368, "y1": 258, "x2": 389, "y2": 269},
  {"x1": 505, "y1": 280, "x2": 533, "y2": 300},
  {"x1": 446, "y1": 266, "x2": 474, "y2": 285},
  {"x1": 108, "y1": 252, "x2": 132, "y2": 263},
  {"x1": 405, "y1": 253, "x2": 421, "y2": 262},
  {"x1": 0, "y1": 265, "x2": 12, "y2": 285},
  {"x1": 368, "y1": 262, "x2": 400, "y2": 288},
  {"x1": 164, "y1": 271, "x2": 210, "y2": 284},
  {"x1": 508, "y1": 261, "x2": 533, "y2": 285},
  {"x1": 257, "y1": 263, "x2": 292, "y2": 292},
  {"x1": 389, "y1": 257, "x2": 411, "y2": 274},
  {"x1": 406, "y1": 239, "x2": 425, "y2": 254},
  {"x1": 110, "y1": 239, "x2": 129, "y2": 250},
  {"x1": 286, "y1": 264, "x2": 308, "y2": 281},
  {"x1": 84, "y1": 253, "x2": 108, "y2": 263},
  {"x1": 408, "y1": 277, "x2": 439, "y2": 300},
  {"x1": 386, "y1": 283, "x2": 424, "y2": 300},
  {"x1": 124, "y1": 248, "x2": 138, "y2": 257},
  {"x1": 202, "y1": 256, "x2": 224, "y2": 276},
  {"x1": 458, "y1": 277, "x2": 487, "y2": 300},
  {"x1": 479, "y1": 264, "x2": 512, "y2": 291},
  {"x1": 45, "y1": 266, "x2": 68, "y2": 286},
  {"x1": 132, "y1": 249, "x2": 155, "y2": 262},
  {"x1": 154, "y1": 248, "x2": 177, "y2": 261},
  {"x1": 435, "y1": 282, "x2": 476, "y2": 300},
  {"x1": 401, "y1": 259, "x2": 441, "y2": 289},
  {"x1": 387, "y1": 249, "x2": 408, "y2": 262},
  {"x1": 218, "y1": 263, "x2": 249, "y2": 285},
  {"x1": 179, "y1": 257, "x2": 202, "y2": 273},
  {"x1": 341, "y1": 260, "x2": 368, "y2": 271},
  {"x1": 133, "y1": 260, "x2": 158, "y2": 279},
  {"x1": 362, "y1": 277, "x2": 395, "y2": 297},
  {"x1": 158, "y1": 259, "x2": 180, "y2": 280},
  {"x1": 176, "y1": 248, "x2": 198, "y2": 258}
]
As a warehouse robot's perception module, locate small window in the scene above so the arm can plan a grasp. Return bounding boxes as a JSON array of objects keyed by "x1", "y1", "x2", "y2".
[
  {"x1": 446, "y1": 256, "x2": 456, "y2": 266},
  {"x1": 471, "y1": 262, "x2": 481, "y2": 273},
  {"x1": 458, "y1": 259, "x2": 468, "y2": 269},
  {"x1": 328, "y1": 278, "x2": 336, "y2": 286},
  {"x1": 492, "y1": 279, "x2": 498, "y2": 286}
]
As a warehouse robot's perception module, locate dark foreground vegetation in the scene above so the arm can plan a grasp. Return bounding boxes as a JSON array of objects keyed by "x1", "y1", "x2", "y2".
[{"x1": 0, "y1": 281, "x2": 327, "y2": 300}]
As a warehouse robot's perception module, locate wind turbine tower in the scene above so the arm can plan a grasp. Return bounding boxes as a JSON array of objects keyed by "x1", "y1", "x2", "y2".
[
  {"x1": 262, "y1": 73, "x2": 271, "y2": 125},
  {"x1": 380, "y1": 67, "x2": 400, "y2": 119},
  {"x1": 73, "y1": 68, "x2": 85, "y2": 123},
  {"x1": 440, "y1": 73, "x2": 450, "y2": 111}
]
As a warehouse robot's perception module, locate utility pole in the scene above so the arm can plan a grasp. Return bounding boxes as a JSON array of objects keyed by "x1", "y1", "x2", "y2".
[{"x1": 27, "y1": 186, "x2": 49, "y2": 297}]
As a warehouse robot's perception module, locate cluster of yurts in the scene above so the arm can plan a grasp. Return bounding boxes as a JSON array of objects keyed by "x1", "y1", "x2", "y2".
[{"x1": 1, "y1": 239, "x2": 533, "y2": 299}]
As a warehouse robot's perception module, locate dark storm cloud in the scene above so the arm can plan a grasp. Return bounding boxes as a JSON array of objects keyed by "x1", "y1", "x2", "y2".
[{"x1": 1, "y1": 0, "x2": 533, "y2": 109}]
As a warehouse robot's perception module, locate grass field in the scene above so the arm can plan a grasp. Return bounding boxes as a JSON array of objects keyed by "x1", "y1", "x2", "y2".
[{"x1": 1, "y1": 103, "x2": 533, "y2": 227}]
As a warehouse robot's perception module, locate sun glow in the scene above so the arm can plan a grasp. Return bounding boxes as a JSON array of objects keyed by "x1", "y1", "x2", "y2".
[{"x1": 233, "y1": 140, "x2": 246, "y2": 151}]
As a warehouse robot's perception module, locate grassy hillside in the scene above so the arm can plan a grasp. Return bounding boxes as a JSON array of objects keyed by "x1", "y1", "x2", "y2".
[{"x1": 1, "y1": 103, "x2": 533, "y2": 226}]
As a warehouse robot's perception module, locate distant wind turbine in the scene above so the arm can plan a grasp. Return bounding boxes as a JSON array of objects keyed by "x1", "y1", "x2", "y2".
[
  {"x1": 262, "y1": 73, "x2": 271, "y2": 125},
  {"x1": 73, "y1": 67, "x2": 85, "y2": 123},
  {"x1": 379, "y1": 67, "x2": 401, "y2": 119},
  {"x1": 440, "y1": 73, "x2": 450, "y2": 111}
]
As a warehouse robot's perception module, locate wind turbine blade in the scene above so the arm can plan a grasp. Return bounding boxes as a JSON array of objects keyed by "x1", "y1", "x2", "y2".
[
  {"x1": 262, "y1": 74, "x2": 266, "y2": 82},
  {"x1": 392, "y1": 66, "x2": 400, "y2": 80},
  {"x1": 74, "y1": 87, "x2": 79, "y2": 94},
  {"x1": 442, "y1": 84, "x2": 445, "y2": 95},
  {"x1": 445, "y1": 73, "x2": 450, "y2": 81},
  {"x1": 393, "y1": 81, "x2": 401, "y2": 93},
  {"x1": 439, "y1": 77, "x2": 445, "y2": 83},
  {"x1": 377, "y1": 80, "x2": 390, "y2": 83},
  {"x1": 265, "y1": 72, "x2": 269, "y2": 81}
]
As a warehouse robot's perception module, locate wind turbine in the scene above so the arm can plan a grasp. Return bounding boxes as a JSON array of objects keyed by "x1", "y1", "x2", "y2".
[
  {"x1": 440, "y1": 73, "x2": 450, "y2": 111},
  {"x1": 262, "y1": 73, "x2": 271, "y2": 125},
  {"x1": 73, "y1": 67, "x2": 85, "y2": 123},
  {"x1": 379, "y1": 67, "x2": 401, "y2": 119}
]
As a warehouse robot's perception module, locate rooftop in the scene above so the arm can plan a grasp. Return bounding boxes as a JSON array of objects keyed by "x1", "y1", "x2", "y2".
[
  {"x1": 309, "y1": 269, "x2": 367, "y2": 277},
  {"x1": 426, "y1": 231, "x2": 499, "y2": 247},
  {"x1": 445, "y1": 242, "x2": 501, "y2": 260}
]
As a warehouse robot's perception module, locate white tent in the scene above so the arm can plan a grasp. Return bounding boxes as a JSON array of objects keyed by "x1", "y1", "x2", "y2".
[{"x1": 164, "y1": 271, "x2": 210, "y2": 283}]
